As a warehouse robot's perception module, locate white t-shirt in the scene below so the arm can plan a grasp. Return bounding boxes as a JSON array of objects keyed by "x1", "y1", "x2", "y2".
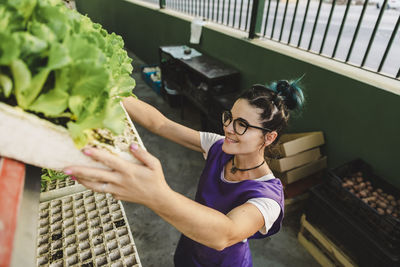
[{"x1": 200, "y1": 132, "x2": 281, "y2": 235}]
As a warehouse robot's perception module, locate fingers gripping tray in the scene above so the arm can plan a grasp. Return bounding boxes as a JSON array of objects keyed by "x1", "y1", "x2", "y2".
[
  {"x1": 0, "y1": 101, "x2": 144, "y2": 171},
  {"x1": 38, "y1": 109, "x2": 146, "y2": 202},
  {"x1": 36, "y1": 190, "x2": 142, "y2": 267}
]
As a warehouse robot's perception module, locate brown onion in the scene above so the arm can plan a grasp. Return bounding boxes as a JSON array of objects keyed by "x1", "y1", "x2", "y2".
[{"x1": 377, "y1": 208, "x2": 385, "y2": 215}]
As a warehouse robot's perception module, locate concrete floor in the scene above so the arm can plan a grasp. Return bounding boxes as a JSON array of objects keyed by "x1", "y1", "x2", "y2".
[{"x1": 122, "y1": 52, "x2": 320, "y2": 267}]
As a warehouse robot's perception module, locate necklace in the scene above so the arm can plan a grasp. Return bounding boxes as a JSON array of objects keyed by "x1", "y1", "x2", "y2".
[{"x1": 230, "y1": 156, "x2": 266, "y2": 174}]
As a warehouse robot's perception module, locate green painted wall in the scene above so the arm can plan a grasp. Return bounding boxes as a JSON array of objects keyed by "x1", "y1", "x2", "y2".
[{"x1": 76, "y1": 0, "x2": 400, "y2": 188}]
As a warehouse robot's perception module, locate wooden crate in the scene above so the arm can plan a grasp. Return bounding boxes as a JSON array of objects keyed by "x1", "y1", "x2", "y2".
[
  {"x1": 277, "y1": 156, "x2": 327, "y2": 184},
  {"x1": 266, "y1": 147, "x2": 321, "y2": 173},
  {"x1": 298, "y1": 214, "x2": 357, "y2": 267},
  {"x1": 268, "y1": 131, "x2": 324, "y2": 158}
]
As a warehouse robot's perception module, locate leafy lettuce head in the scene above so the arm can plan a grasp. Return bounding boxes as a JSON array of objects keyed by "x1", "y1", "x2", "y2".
[{"x1": 0, "y1": 0, "x2": 136, "y2": 148}]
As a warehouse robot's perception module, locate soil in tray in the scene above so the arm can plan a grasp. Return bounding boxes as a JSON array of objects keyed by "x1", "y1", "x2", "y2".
[
  {"x1": 51, "y1": 233, "x2": 62, "y2": 241},
  {"x1": 114, "y1": 219, "x2": 125, "y2": 227},
  {"x1": 51, "y1": 250, "x2": 63, "y2": 261}
]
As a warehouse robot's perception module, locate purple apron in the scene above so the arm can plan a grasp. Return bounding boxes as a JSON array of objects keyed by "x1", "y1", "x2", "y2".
[{"x1": 174, "y1": 139, "x2": 284, "y2": 267}]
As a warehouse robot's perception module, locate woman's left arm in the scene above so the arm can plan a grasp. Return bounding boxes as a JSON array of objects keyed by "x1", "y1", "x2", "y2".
[
  {"x1": 154, "y1": 192, "x2": 265, "y2": 251},
  {"x1": 64, "y1": 145, "x2": 265, "y2": 251}
]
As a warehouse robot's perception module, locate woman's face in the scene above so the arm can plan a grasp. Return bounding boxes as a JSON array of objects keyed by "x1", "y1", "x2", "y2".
[{"x1": 221, "y1": 99, "x2": 266, "y2": 156}]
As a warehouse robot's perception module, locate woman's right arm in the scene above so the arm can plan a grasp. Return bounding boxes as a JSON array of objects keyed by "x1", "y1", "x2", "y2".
[{"x1": 122, "y1": 96, "x2": 203, "y2": 153}]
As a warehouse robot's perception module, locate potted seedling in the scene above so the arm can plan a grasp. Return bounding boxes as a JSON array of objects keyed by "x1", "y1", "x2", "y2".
[{"x1": 0, "y1": 0, "x2": 141, "y2": 170}]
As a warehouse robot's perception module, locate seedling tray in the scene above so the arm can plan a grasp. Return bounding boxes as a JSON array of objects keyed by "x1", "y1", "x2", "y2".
[
  {"x1": 39, "y1": 119, "x2": 145, "y2": 203},
  {"x1": 36, "y1": 190, "x2": 141, "y2": 267},
  {"x1": 41, "y1": 176, "x2": 78, "y2": 192},
  {"x1": 0, "y1": 101, "x2": 145, "y2": 172},
  {"x1": 40, "y1": 176, "x2": 87, "y2": 203}
]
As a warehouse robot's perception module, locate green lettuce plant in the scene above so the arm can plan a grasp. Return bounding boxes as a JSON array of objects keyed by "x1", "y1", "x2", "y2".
[
  {"x1": 41, "y1": 168, "x2": 70, "y2": 191},
  {"x1": 0, "y1": 0, "x2": 136, "y2": 148}
]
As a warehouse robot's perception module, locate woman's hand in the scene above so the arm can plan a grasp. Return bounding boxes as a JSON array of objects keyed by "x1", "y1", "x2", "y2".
[
  {"x1": 65, "y1": 144, "x2": 265, "y2": 250},
  {"x1": 63, "y1": 143, "x2": 170, "y2": 206}
]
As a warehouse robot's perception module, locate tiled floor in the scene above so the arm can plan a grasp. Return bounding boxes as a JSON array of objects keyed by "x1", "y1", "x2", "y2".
[{"x1": 122, "y1": 52, "x2": 320, "y2": 267}]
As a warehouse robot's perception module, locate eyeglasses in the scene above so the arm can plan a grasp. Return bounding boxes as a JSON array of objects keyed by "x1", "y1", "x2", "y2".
[{"x1": 221, "y1": 110, "x2": 272, "y2": 135}]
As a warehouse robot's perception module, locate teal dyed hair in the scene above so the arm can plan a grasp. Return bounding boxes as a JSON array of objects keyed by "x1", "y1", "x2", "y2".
[
  {"x1": 239, "y1": 75, "x2": 306, "y2": 140},
  {"x1": 268, "y1": 74, "x2": 305, "y2": 111}
]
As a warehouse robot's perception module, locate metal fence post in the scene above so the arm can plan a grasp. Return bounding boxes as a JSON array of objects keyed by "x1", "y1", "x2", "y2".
[
  {"x1": 159, "y1": 0, "x2": 165, "y2": 9},
  {"x1": 248, "y1": 0, "x2": 265, "y2": 39}
]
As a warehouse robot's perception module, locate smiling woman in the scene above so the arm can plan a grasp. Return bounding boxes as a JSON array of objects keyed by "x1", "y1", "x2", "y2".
[{"x1": 66, "y1": 78, "x2": 305, "y2": 267}]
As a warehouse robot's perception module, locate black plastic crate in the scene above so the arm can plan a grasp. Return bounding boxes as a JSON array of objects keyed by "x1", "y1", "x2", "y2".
[
  {"x1": 164, "y1": 87, "x2": 182, "y2": 108},
  {"x1": 306, "y1": 184, "x2": 400, "y2": 267},
  {"x1": 161, "y1": 81, "x2": 182, "y2": 108},
  {"x1": 327, "y1": 159, "x2": 400, "y2": 249}
]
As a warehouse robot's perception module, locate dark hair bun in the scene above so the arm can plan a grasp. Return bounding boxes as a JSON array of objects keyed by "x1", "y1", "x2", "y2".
[{"x1": 274, "y1": 79, "x2": 305, "y2": 110}]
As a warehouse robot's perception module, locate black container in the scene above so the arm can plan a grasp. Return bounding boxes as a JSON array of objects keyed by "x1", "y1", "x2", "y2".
[
  {"x1": 159, "y1": 45, "x2": 240, "y2": 116},
  {"x1": 161, "y1": 83, "x2": 182, "y2": 108},
  {"x1": 327, "y1": 159, "x2": 400, "y2": 252},
  {"x1": 306, "y1": 184, "x2": 400, "y2": 267}
]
